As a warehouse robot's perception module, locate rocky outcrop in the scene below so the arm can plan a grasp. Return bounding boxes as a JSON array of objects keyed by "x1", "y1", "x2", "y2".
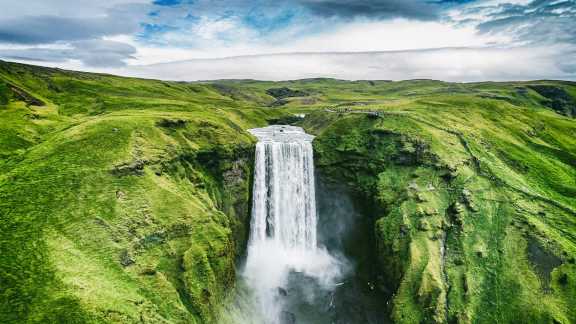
[
  {"x1": 528, "y1": 85, "x2": 576, "y2": 117},
  {"x1": 266, "y1": 87, "x2": 309, "y2": 100}
]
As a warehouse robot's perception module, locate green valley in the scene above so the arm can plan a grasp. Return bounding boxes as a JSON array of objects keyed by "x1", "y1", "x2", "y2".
[{"x1": 1, "y1": 60, "x2": 575, "y2": 324}]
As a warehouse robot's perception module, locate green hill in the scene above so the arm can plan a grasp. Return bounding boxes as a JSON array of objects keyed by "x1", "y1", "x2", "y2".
[{"x1": 0, "y1": 60, "x2": 575, "y2": 323}]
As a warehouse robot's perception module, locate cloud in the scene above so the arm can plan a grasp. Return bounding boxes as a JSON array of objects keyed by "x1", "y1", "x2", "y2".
[
  {"x1": 0, "y1": 1, "x2": 149, "y2": 67},
  {"x1": 0, "y1": 0, "x2": 573, "y2": 81},
  {"x1": 138, "y1": 0, "x2": 471, "y2": 48},
  {"x1": 461, "y1": 0, "x2": 576, "y2": 46},
  {"x1": 119, "y1": 46, "x2": 576, "y2": 82},
  {"x1": 297, "y1": 0, "x2": 441, "y2": 20},
  {"x1": 0, "y1": 3, "x2": 149, "y2": 44},
  {"x1": 0, "y1": 16, "x2": 132, "y2": 44},
  {"x1": 0, "y1": 40, "x2": 136, "y2": 67}
]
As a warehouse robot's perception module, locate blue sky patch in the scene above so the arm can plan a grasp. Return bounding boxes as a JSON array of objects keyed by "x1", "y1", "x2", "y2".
[{"x1": 153, "y1": 0, "x2": 182, "y2": 6}]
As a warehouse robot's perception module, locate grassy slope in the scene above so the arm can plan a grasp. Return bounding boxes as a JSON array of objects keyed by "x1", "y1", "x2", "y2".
[
  {"x1": 1, "y1": 61, "x2": 575, "y2": 323},
  {"x1": 0, "y1": 61, "x2": 283, "y2": 323},
  {"x1": 293, "y1": 80, "x2": 576, "y2": 323}
]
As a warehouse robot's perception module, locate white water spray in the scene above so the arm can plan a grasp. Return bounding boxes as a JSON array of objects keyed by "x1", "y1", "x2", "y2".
[{"x1": 243, "y1": 125, "x2": 342, "y2": 324}]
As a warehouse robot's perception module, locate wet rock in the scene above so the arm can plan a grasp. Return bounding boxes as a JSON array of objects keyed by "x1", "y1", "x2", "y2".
[
  {"x1": 280, "y1": 311, "x2": 296, "y2": 324},
  {"x1": 278, "y1": 287, "x2": 288, "y2": 297}
]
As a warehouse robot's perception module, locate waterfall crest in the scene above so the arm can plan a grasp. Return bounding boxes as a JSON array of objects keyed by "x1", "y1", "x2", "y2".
[{"x1": 243, "y1": 125, "x2": 342, "y2": 324}]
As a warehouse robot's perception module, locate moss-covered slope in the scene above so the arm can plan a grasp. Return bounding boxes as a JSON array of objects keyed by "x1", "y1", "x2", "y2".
[
  {"x1": 302, "y1": 92, "x2": 576, "y2": 323},
  {"x1": 0, "y1": 61, "x2": 283, "y2": 323}
]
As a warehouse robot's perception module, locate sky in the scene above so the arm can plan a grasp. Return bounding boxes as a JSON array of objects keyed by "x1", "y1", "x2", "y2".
[{"x1": 0, "y1": 0, "x2": 574, "y2": 81}]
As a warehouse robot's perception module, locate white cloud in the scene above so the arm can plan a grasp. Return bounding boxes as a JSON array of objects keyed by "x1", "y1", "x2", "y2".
[
  {"x1": 115, "y1": 45, "x2": 574, "y2": 82},
  {"x1": 122, "y1": 18, "x2": 509, "y2": 64},
  {"x1": 283, "y1": 19, "x2": 510, "y2": 52}
]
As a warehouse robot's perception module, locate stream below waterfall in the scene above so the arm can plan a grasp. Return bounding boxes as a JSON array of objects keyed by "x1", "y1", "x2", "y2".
[{"x1": 225, "y1": 125, "x2": 388, "y2": 324}]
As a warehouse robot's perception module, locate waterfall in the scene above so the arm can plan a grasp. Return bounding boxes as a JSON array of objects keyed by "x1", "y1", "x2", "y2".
[
  {"x1": 249, "y1": 125, "x2": 317, "y2": 251},
  {"x1": 242, "y1": 125, "x2": 342, "y2": 324}
]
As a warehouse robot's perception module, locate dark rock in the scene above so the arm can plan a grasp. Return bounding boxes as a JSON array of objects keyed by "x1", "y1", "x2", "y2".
[
  {"x1": 140, "y1": 267, "x2": 157, "y2": 276},
  {"x1": 9, "y1": 85, "x2": 45, "y2": 106},
  {"x1": 115, "y1": 190, "x2": 125, "y2": 199},
  {"x1": 269, "y1": 99, "x2": 289, "y2": 107},
  {"x1": 527, "y1": 237, "x2": 563, "y2": 292},
  {"x1": 527, "y1": 85, "x2": 576, "y2": 117},
  {"x1": 120, "y1": 250, "x2": 135, "y2": 267},
  {"x1": 448, "y1": 202, "x2": 464, "y2": 226},
  {"x1": 111, "y1": 160, "x2": 145, "y2": 177},
  {"x1": 139, "y1": 232, "x2": 166, "y2": 249},
  {"x1": 266, "y1": 87, "x2": 308, "y2": 100},
  {"x1": 156, "y1": 119, "x2": 188, "y2": 128},
  {"x1": 399, "y1": 224, "x2": 410, "y2": 236},
  {"x1": 280, "y1": 311, "x2": 296, "y2": 324},
  {"x1": 267, "y1": 115, "x2": 304, "y2": 125},
  {"x1": 366, "y1": 112, "x2": 381, "y2": 119},
  {"x1": 558, "y1": 273, "x2": 568, "y2": 286},
  {"x1": 278, "y1": 287, "x2": 288, "y2": 297}
]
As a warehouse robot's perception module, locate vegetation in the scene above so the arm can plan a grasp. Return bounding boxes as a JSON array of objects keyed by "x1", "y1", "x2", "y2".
[{"x1": 0, "y1": 60, "x2": 575, "y2": 323}]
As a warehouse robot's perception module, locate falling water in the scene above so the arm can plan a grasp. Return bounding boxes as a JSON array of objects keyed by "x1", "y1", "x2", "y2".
[
  {"x1": 242, "y1": 125, "x2": 343, "y2": 324},
  {"x1": 249, "y1": 125, "x2": 317, "y2": 250}
]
